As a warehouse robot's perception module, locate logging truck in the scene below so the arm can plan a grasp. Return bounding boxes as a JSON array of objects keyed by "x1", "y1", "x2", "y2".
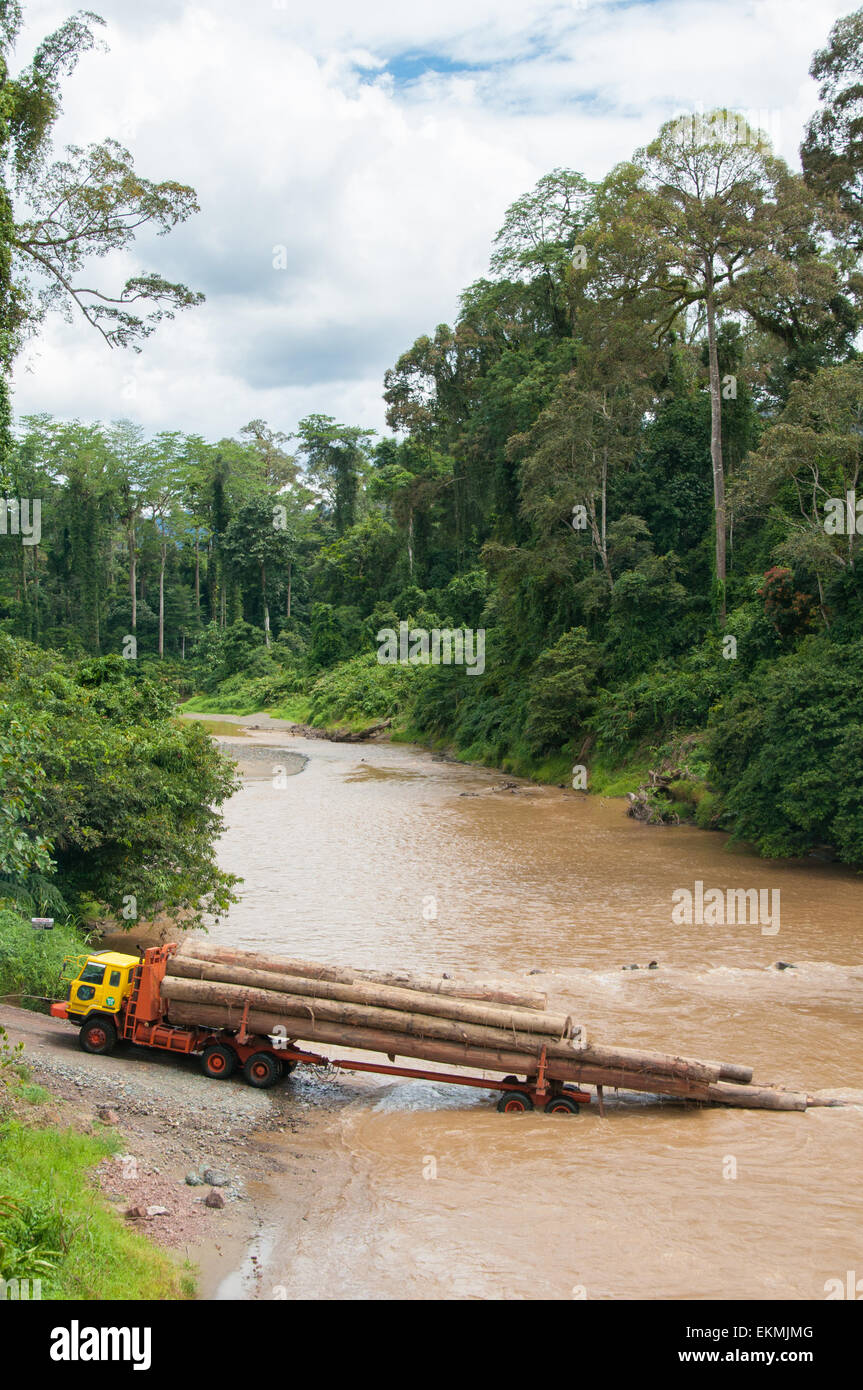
[
  {"x1": 50, "y1": 945, "x2": 300, "y2": 1091},
  {"x1": 49, "y1": 943, "x2": 593, "y2": 1110},
  {"x1": 50, "y1": 941, "x2": 813, "y2": 1113}
]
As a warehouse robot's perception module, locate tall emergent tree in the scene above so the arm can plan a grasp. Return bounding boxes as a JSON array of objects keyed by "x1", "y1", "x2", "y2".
[
  {"x1": 593, "y1": 111, "x2": 838, "y2": 621},
  {"x1": 0, "y1": 3, "x2": 203, "y2": 467},
  {"x1": 802, "y1": 6, "x2": 863, "y2": 250}
]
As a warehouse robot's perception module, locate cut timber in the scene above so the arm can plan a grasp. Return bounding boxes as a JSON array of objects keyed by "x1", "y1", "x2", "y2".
[
  {"x1": 705, "y1": 1081, "x2": 807, "y2": 1112},
  {"x1": 177, "y1": 941, "x2": 547, "y2": 1011},
  {"x1": 163, "y1": 975, "x2": 720, "y2": 1084},
  {"x1": 706, "y1": 1061, "x2": 754, "y2": 1085},
  {"x1": 573, "y1": 1042, "x2": 720, "y2": 1085},
  {"x1": 167, "y1": 955, "x2": 573, "y2": 1039},
  {"x1": 165, "y1": 1000, "x2": 714, "y2": 1102},
  {"x1": 166, "y1": 998, "x2": 800, "y2": 1110},
  {"x1": 162, "y1": 975, "x2": 575, "y2": 1057},
  {"x1": 162, "y1": 975, "x2": 720, "y2": 1084}
]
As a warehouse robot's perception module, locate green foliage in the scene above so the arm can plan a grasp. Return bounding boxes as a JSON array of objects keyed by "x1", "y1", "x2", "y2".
[
  {"x1": 190, "y1": 621, "x2": 267, "y2": 690},
  {"x1": 0, "y1": 1120, "x2": 192, "y2": 1299},
  {"x1": 308, "y1": 653, "x2": 417, "y2": 728},
  {"x1": 523, "y1": 628, "x2": 600, "y2": 754},
  {"x1": 0, "y1": 910, "x2": 89, "y2": 1007},
  {"x1": 0, "y1": 634, "x2": 240, "y2": 924},
  {"x1": 707, "y1": 636, "x2": 863, "y2": 861}
]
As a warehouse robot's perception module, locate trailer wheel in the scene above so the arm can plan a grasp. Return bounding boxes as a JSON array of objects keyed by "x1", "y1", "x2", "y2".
[
  {"x1": 201, "y1": 1044, "x2": 237, "y2": 1080},
  {"x1": 497, "y1": 1090, "x2": 534, "y2": 1113},
  {"x1": 243, "y1": 1052, "x2": 281, "y2": 1089},
  {"x1": 544, "y1": 1094, "x2": 581, "y2": 1115},
  {"x1": 79, "y1": 1017, "x2": 117, "y2": 1055}
]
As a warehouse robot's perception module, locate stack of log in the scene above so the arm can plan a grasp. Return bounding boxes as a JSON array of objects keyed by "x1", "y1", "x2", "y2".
[{"x1": 162, "y1": 943, "x2": 814, "y2": 1111}]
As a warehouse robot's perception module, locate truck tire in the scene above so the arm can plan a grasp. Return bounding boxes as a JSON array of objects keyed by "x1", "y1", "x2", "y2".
[
  {"x1": 201, "y1": 1044, "x2": 237, "y2": 1080},
  {"x1": 496, "y1": 1089, "x2": 534, "y2": 1113},
  {"x1": 79, "y1": 1017, "x2": 117, "y2": 1055},
  {"x1": 243, "y1": 1052, "x2": 281, "y2": 1089},
  {"x1": 544, "y1": 1093, "x2": 581, "y2": 1114}
]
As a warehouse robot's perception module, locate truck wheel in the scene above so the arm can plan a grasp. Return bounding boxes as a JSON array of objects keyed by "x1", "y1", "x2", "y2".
[
  {"x1": 243, "y1": 1052, "x2": 281, "y2": 1089},
  {"x1": 201, "y1": 1044, "x2": 237, "y2": 1080},
  {"x1": 496, "y1": 1090, "x2": 534, "y2": 1113},
  {"x1": 79, "y1": 1017, "x2": 117, "y2": 1055},
  {"x1": 544, "y1": 1094, "x2": 581, "y2": 1114}
]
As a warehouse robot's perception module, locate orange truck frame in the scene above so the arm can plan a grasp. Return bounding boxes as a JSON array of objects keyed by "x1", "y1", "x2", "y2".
[{"x1": 51, "y1": 943, "x2": 591, "y2": 1111}]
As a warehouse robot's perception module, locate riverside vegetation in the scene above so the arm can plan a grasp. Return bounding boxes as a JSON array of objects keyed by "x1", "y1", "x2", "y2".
[{"x1": 4, "y1": 7, "x2": 863, "y2": 943}]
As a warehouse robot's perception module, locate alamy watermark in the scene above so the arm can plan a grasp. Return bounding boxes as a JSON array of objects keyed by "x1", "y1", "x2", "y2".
[
  {"x1": 0, "y1": 1277, "x2": 42, "y2": 1300},
  {"x1": 376, "y1": 622, "x2": 485, "y2": 675},
  {"x1": 0, "y1": 497, "x2": 41, "y2": 545},
  {"x1": 671, "y1": 107, "x2": 780, "y2": 151},
  {"x1": 823, "y1": 490, "x2": 863, "y2": 535},
  {"x1": 672, "y1": 880, "x2": 780, "y2": 935}
]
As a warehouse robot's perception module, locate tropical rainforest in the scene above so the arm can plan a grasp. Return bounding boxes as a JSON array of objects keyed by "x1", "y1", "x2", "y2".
[{"x1": 3, "y1": 5, "x2": 863, "y2": 936}]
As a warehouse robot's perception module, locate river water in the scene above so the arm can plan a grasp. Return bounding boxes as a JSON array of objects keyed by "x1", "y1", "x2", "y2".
[{"x1": 195, "y1": 721, "x2": 863, "y2": 1301}]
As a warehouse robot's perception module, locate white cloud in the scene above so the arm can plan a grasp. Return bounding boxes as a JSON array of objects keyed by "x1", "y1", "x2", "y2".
[{"x1": 10, "y1": 0, "x2": 852, "y2": 440}]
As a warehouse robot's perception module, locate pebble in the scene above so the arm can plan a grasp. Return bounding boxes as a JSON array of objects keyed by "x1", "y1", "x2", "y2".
[
  {"x1": 202, "y1": 1168, "x2": 230, "y2": 1187},
  {"x1": 204, "y1": 1189, "x2": 225, "y2": 1209}
]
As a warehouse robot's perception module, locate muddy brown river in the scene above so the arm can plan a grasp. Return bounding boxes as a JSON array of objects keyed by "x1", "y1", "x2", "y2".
[{"x1": 193, "y1": 720, "x2": 863, "y2": 1300}]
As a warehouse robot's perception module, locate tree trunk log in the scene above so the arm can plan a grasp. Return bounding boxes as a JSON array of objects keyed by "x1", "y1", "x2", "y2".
[
  {"x1": 703, "y1": 1060, "x2": 754, "y2": 1085},
  {"x1": 165, "y1": 999, "x2": 716, "y2": 1101},
  {"x1": 705, "y1": 1081, "x2": 807, "y2": 1112},
  {"x1": 177, "y1": 941, "x2": 548, "y2": 1010},
  {"x1": 162, "y1": 976, "x2": 572, "y2": 1057},
  {"x1": 161, "y1": 976, "x2": 720, "y2": 1083},
  {"x1": 167, "y1": 955, "x2": 572, "y2": 1038}
]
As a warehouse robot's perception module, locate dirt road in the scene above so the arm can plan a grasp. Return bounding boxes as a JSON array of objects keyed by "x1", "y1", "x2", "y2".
[{"x1": 0, "y1": 1001, "x2": 334, "y2": 1297}]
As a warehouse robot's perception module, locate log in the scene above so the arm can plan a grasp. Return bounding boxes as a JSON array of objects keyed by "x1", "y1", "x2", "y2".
[
  {"x1": 163, "y1": 976, "x2": 720, "y2": 1085},
  {"x1": 171, "y1": 953, "x2": 724, "y2": 1083},
  {"x1": 169, "y1": 998, "x2": 799, "y2": 1111},
  {"x1": 177, "y1": 941, "x2": 548, "y2": 1010},
  {"x1": 709, "y1": 1062, "x2": 754, "y2": 1085},
  {"x1": 165, "y1": 1000, "x2": 715, "y2": 1101},
  {"x1": 570, "y1": 1041, "x2": 721, "y2": 1085},
  {"x1": 168, "y1": 955, "x2": 573, "y2": 1039},
  {"x1": 162, "y1": 975, "x2": 575, "y2": 1058},
  {"x1": 705, "y1": 1081, "x2": 808, "y2": 1112}
]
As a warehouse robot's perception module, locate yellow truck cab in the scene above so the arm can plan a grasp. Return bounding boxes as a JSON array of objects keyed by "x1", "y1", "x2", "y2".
[{"x1": 69, "y1": 950, "x2": 138, "y2": 1017}]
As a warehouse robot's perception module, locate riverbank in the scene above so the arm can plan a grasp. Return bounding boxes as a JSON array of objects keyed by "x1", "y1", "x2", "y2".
[
  {"x1": 178, "y1": 702, "x2": 655, "y2": 799},
  {"x1": 0, "y1": 999, "x2": 345, "y2": 1300}
]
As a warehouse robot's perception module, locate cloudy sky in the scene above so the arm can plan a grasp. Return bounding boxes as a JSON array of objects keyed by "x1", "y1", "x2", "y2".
[{"x1": 10, "y1": 0, "x2": 852, "y2": 443}]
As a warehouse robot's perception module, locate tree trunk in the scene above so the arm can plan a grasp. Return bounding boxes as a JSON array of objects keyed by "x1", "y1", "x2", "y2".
[
  {"x1": 705, "y1": 1081, "x2": 807, "y2": 1111},
  {"x1": 158, "y1": 542, "x2": 166, "y2": 659},
  {"x1": 167, "y1": 956, "x2": 572, "y2": 1038},
  {"x1": 177, "y1": 941, "x2": 548, "y2": 1010},
  {"x1": 705, "y1": 279, "x2": 727, "y2": 623},
  {"x1": 129, "y1": 523, "x2": 137, "y2": 631},
  {"x1": 286, "y1": 562, "x2": 292, "y2": 621},
  {"x1": 261, "y1": 561, "x2": 270, "y2": 647},
  {"x1": 166, "y1": 999, "x2": 796, "y2": 1107},
  {"x1": 33, "y1": 544, "x2": 39, "y2": 641},
  {"x1": 160, "y1": 975, "x2": 573, "y2": 1058},
  {"x1": 162, "y1": 974, "x2": 727, "y2": 1085},
  {"x1": 194, "y1": 529, "x2": 200, "y2": 616}
]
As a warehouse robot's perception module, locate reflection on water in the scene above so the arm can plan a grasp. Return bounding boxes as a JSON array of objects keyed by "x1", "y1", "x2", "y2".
[{"x1": 204, "y1": 731, "x2": 863, "y2": 1300}]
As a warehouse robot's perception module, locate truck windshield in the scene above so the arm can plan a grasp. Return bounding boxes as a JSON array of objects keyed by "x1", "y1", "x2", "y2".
[{"x1": 78, "y1": 963, "x2": 106, "y2": 985}]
